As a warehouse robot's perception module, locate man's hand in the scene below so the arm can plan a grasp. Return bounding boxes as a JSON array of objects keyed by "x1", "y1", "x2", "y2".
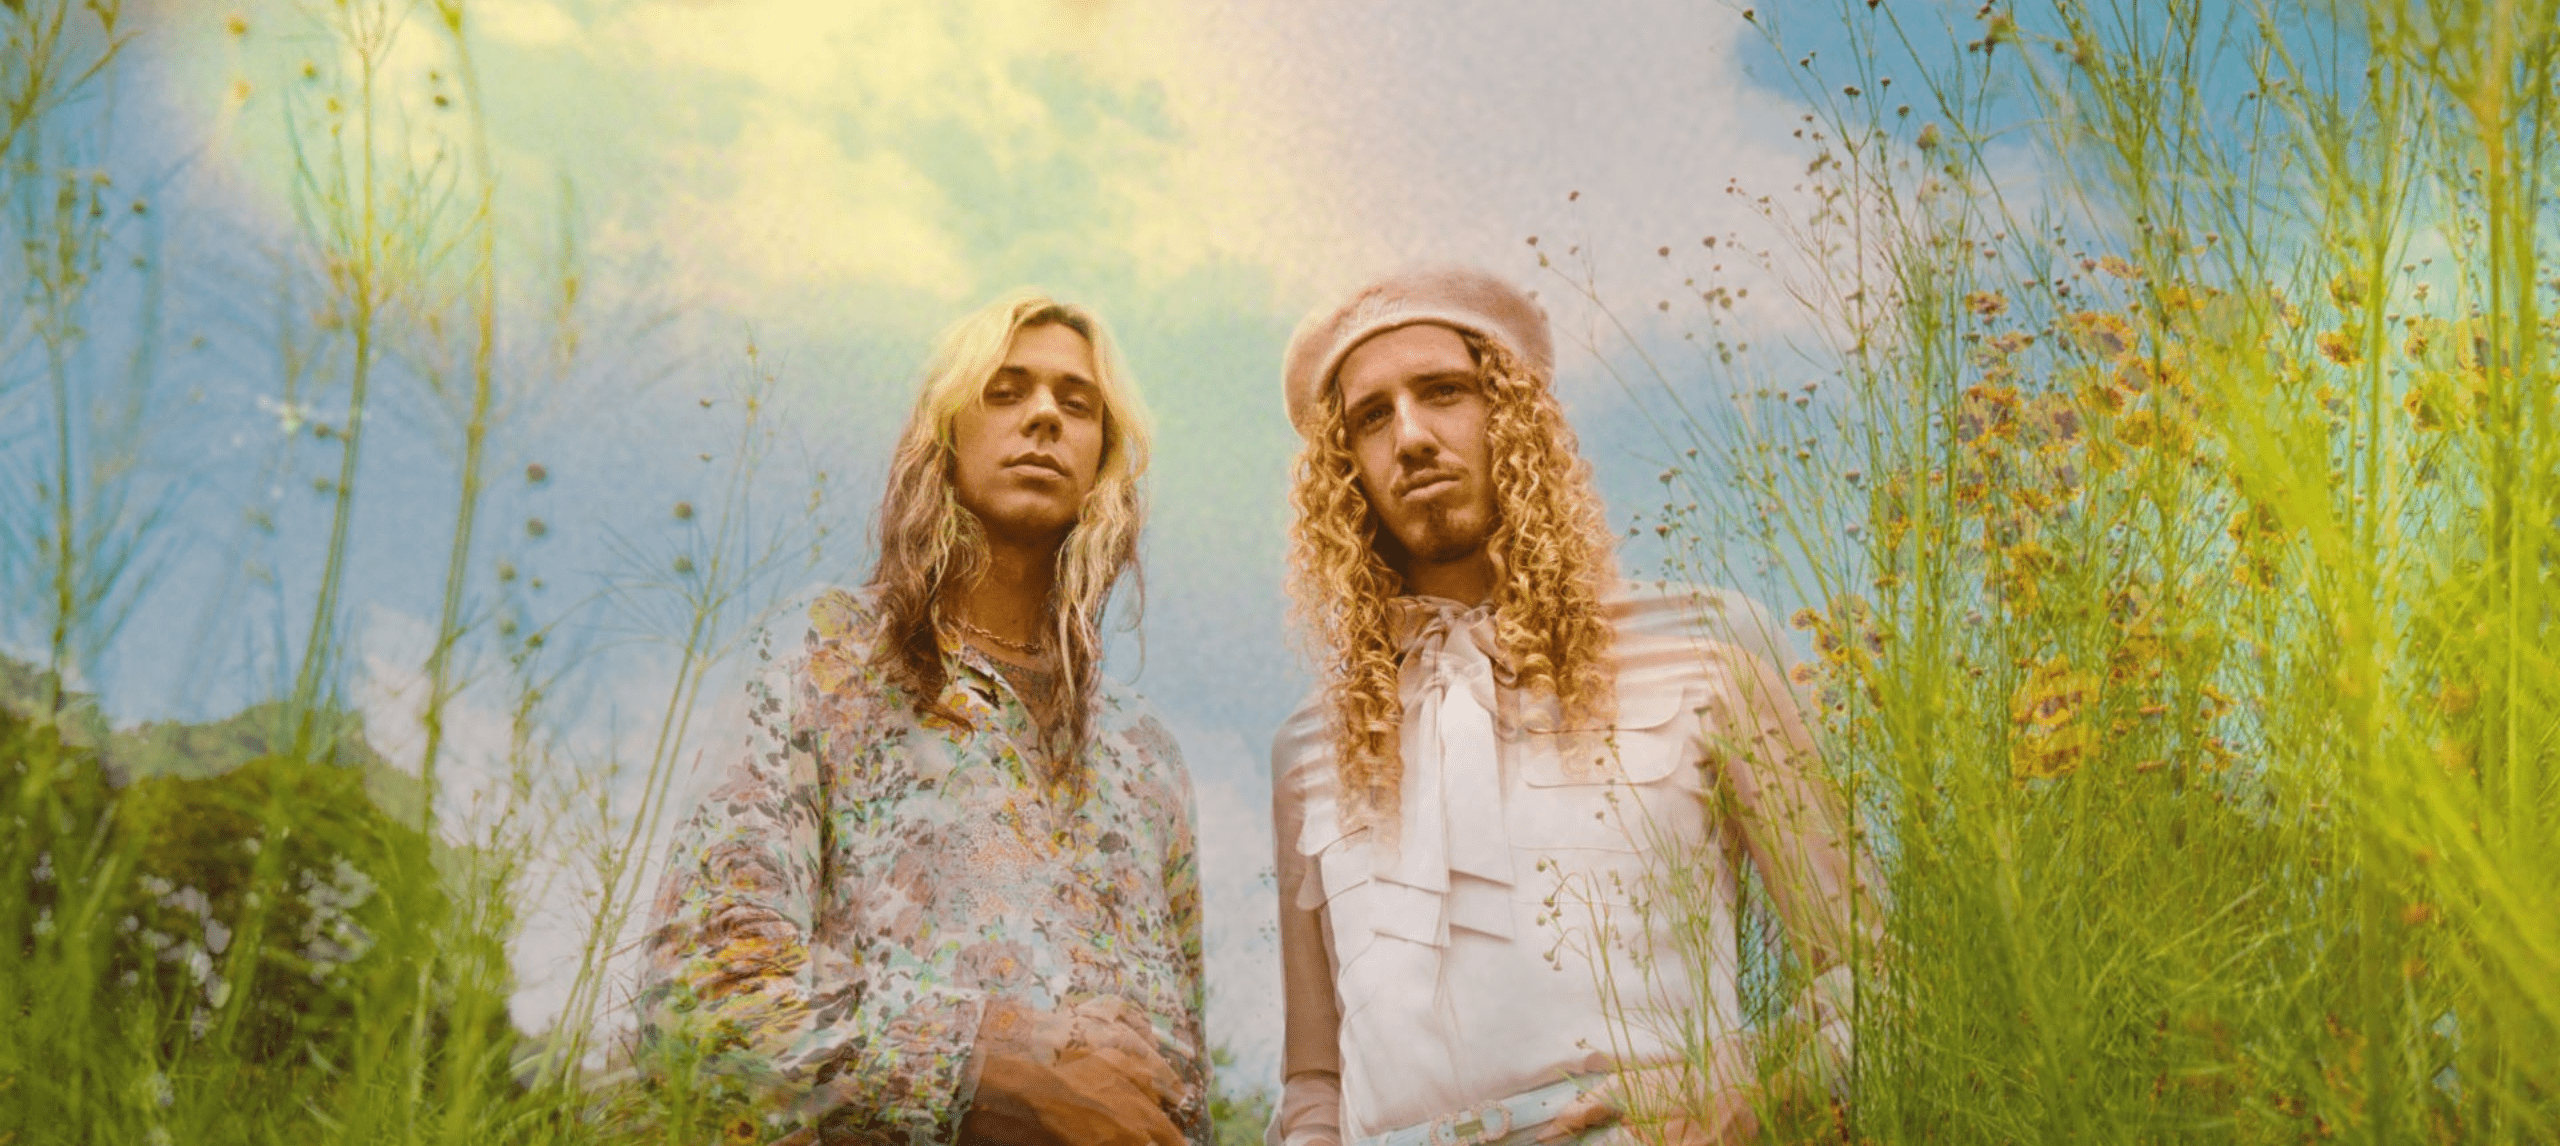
[
  {"x1": 1536, "y1": 1064, "x2": 1761, "y2": 1146},
  {"x1": 957, "y1": 997, "x2": 1191, "y2": 1146},
  {"x1": 959, "y1": 1052, "x2": 1184, "y2": 1146}
]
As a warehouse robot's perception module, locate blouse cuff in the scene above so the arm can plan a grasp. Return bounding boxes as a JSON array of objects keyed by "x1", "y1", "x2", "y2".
[{"x1": 1268, "y1": 1070, "x2": 1345, "y2": 1146}]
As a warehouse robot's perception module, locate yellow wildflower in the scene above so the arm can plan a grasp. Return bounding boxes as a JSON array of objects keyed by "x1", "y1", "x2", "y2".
[
  {"x1": 2117, "y1": 409, "x2": 2159, "y2": 449},
  {"x1": 1960, "y1": 384, "x2": 2023, "y2": 446},
  {"x1": 2402, "y1": 317, "x2": 2435, "y2": 360},
  {"x1": 2066, "y1": 309, "x2": 2136, "y2": 360},
  {"x1": 2085, "y1": 437, "x2": 2127, "y2": 477},
  {"x1": 2402, "y1": 376, "x2": 2454, "y2": 431},
  {"x1": 2107, "y1": 629, "x2": 2168, "y2": 686},
  {"x1": 2030, "y1": 392, "x2": 2083, "y2": 446},
  {"x1": 2009, "y1": 656, "x2": 2100, "y2": 780},
  {"x1": 2012, "y1": 722, "x2": 2096, "y2": 782},
  {"x1": 2225, "y1": 501, "x2": 2283, "y2": 545}
]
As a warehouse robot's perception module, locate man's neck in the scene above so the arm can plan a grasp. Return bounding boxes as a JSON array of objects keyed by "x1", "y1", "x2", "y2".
[
  {"x1": 956, "y1": 534, "x2": 1062, "y2": 644},
  {"x1": 1405, "y1": 550, "x2": 1495, "y2": 606}
]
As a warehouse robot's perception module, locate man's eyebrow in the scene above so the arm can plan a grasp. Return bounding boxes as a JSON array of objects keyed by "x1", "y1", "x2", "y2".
[{"x1": 994, "y1": 364, "x2": 1098, "y2": 388}]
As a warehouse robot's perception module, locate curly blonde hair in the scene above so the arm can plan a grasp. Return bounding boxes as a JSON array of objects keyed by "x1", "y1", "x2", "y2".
[
  {"x1": 868, "y1": 290, "x2": 1151, "y2": 765},
  {"x1": 1286, "y1": 331, "x2": 1617, "y2": 828}
]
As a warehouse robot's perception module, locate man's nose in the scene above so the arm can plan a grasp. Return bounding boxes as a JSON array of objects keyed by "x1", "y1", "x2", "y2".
[
  {"x1": 1388, "y1": 397, "x2": 1436, "y2": 459},
  {"x1": 1020, "y1": 383, "x2": 1064, "y2": 437}
]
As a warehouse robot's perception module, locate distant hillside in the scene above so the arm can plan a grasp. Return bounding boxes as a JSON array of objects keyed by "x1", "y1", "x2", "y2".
[
  {"x1": 5, "y1": 650, "x2": 511, "y2": 1075},
  {"x1": 0, "y1": 651, "x2": 423, "y2": 820},
  {"x1": 0, "y1": 653, "x2": 109, "y2": 747}
]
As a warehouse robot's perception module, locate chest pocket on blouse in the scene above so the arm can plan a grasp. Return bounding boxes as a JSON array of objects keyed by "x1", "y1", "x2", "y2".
[
  {"x1": 1510, "y1": 683, "x2": 1709, "y2": 877},
  {"x1": 1295, "y1": 815, "x2": 1380, "y2": 959}
]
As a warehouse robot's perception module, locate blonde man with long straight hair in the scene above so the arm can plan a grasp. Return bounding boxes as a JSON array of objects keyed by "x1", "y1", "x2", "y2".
[
  {"x1": 868, "y1": 292, "x2": 1151, "y2": 765},
  {"x1": 642, "y1": 292, "x2": 1208, "y2": 1146},
  {"x1": 1268, "y1": 266, "x2": 1880, "y2": 1146}
]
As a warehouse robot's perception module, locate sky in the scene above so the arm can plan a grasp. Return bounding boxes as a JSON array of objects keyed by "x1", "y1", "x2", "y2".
[{"x1": 23, "y1": 0, "x2": 1998, "y2": 1089}]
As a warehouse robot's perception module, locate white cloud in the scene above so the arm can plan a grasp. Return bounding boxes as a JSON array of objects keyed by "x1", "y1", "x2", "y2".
[
  {"x1": 474, "y1": 0, "x2": 580, "y2": 48},
  {"x1": 355, "y1": 605, "x2": 765, "y2": 1048},
  {"x1": 598, "y1": 0, "x2": 1195, "y2": 307},
  {"x1": 355, "y1": 606, "x2": 526, "y2": 827},
  {"x1": 660, "y1": 115, "x2": 975, "y2": 304},
  {"x1": 1159, "y1": 711, "x2": 1283, "y2": 1089},
  {"x1": 626, "y1": 2, "x2": 955, "y2": 108},
  {"x1": 1115, "y1": 4, "x2": 1811, "y2": 313}
]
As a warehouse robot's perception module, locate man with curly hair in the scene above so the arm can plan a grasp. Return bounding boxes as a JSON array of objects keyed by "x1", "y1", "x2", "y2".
[
  {"x1": 1268, "y1": 266, "x2": 1878, "y2": 1146},
  {"x1": 640, "y1": 292, "x2": 1206, "y2": 1146}
]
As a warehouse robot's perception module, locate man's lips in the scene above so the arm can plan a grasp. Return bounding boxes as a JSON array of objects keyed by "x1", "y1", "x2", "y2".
[
  {"x1": 1003, "y1": 454, "x2": 1068, "y2": 478},
  {"x1": 1396, "y1": 472, "x2": 1462, "y2": 499}
]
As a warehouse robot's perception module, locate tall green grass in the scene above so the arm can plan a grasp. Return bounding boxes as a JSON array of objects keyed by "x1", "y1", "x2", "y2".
[
  {"x1": 1609, "y1": 1, "x2": 2557, "y2": 1141},
  {"x1": 0, "y1": 0, "x2": 809, "y2": 1141},
  {"x1": 1, "y1": 1, "x2": 1283, "y2": 1142}
]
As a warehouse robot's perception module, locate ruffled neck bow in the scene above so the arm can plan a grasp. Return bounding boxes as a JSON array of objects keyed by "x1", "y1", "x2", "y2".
[{"x1": 1375, "y1": 596, "x2": 1518, "y2": 942}]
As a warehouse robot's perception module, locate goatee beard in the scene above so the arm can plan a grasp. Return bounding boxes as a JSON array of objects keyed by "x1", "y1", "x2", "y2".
[{"x1": 1407, "y1": 503, "x2": 1490, "y2": 566}]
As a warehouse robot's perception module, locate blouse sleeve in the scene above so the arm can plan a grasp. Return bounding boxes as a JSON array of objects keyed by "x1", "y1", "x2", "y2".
[
  {"x1": 636, "y1": 629, "x2": 987, "y2": 1144},
  {"x1": 1268, "y1": 703, "x2": 1346, "y2": 1146},
  {"x1": 1703, "y1": 627, "x2": 1883, "y2": 1091}
]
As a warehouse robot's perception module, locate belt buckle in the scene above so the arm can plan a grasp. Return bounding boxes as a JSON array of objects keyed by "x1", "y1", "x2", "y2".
[{"x1": 1426, "y1": 1100, "x2": 1515, "y2": 1146}]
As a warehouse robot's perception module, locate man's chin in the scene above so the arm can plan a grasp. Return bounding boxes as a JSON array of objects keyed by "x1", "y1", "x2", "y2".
[
  {"x1": 970, "y1": 501, "x2": 1082, "y2": 549},
  {"x1": 1405, "y1": 530, "x2": 1491, "y2": 568}
]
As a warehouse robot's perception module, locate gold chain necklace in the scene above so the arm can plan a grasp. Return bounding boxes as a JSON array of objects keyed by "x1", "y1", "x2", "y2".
[{"x1": 952, "y1": 615, "x2": 1051, "y2": 661}]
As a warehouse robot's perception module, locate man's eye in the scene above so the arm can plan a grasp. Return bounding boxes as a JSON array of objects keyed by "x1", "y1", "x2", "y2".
[
  {"x1": 985, "y1": 385, "x2": 1020, "y2": 403},
  {"x1": 1356, "y1": 405, "x2": 1390, "y2": 430},
  {"x1": 1062, "y1": 395, "x2": 1096, "y2": 416}
]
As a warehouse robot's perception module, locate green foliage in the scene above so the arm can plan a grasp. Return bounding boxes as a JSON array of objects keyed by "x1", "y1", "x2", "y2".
[
  {"x1": 2, "y1": 671, "x2": 525, "y2": 1145},
  {"x1": 7, "y1": 0, "x2": 835, "y2": 1131},
  {"x1": 1207, "y1": 1044, "x2": 1275, "y2": 1146},
  {"x1": 1613, "y1": 1, "x2": 2560, "y2": 1142}
]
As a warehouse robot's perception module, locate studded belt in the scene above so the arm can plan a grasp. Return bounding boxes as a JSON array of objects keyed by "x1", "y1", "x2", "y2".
[{"x1": 1351, "y1": 1077, "x2": 1593, "y2": 1146}]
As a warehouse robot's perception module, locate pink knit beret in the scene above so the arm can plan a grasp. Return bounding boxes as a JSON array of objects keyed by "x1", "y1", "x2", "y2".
[{"x1": 1280, "y1": 264, "x2": 1554, "y2": 437}]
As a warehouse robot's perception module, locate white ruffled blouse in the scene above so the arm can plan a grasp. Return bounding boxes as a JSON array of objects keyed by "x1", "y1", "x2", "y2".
[{"x1": 1267, "y1": 588, "x2": 1871, "y2": 1145}]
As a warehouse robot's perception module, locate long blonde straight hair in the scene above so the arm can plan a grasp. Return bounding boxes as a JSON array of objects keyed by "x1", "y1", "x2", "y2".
[{"x1": 866, "y1": 290, "x2": 1153, "y2": 764}]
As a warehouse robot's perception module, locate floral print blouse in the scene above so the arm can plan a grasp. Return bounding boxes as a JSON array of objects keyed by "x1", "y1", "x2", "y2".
[{"x1": 637, "y1": 588, "x2": 1207, "y2": 1145}]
